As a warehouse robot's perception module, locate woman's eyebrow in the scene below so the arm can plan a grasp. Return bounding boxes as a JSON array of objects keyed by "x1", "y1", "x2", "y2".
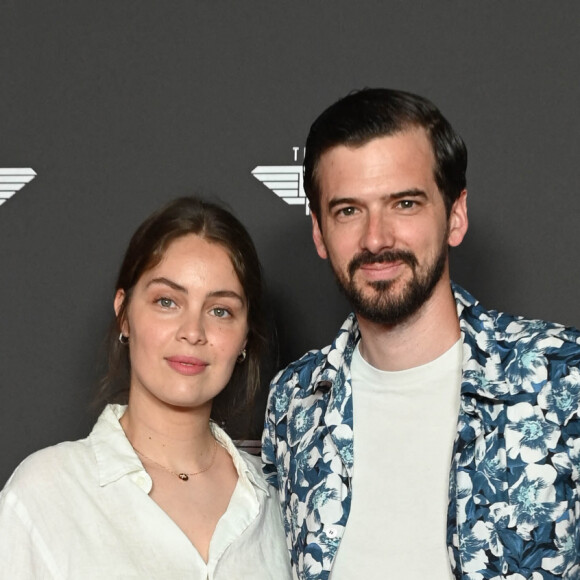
[
  {"x1": 207, "y1": 290, "x2": 245, "y2": 304},
  {"x1": 146, "y1": 277, "x2": 187, "y2": 293}
]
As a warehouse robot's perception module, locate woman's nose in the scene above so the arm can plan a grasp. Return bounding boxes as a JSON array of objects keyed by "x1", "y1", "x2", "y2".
[{"x1": 178, "y1": 312, "x2": 207, "y2": 344}]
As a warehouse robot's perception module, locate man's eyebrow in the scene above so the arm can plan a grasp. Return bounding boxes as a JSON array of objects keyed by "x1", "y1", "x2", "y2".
[
  {"x1": 389, "y1": 188, "x2": 428, "y2": 200},
  {"x1": 327, "y1": 197, "x2": 358, "y2": 211},
  {"x1": 146, "y1": 277, "x2": 187, "y2": 293}
]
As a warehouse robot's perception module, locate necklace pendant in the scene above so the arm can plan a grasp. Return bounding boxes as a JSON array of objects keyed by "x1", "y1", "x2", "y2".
[{"x1": 178, "y1": 473, "x2": 189, "y2": 481}]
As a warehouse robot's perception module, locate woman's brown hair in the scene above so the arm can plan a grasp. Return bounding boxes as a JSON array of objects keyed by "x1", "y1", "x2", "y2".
[{"x1": 96, "y1": 197, "x2": 267, "y2": 429}]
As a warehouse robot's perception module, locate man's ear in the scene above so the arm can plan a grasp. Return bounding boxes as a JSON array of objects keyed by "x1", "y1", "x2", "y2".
[
  {"x1": 114, "y1": 289, "x2": 129, "y2": 335},
  {"x1": 447, "y1": 190, "x2": 468, "y2": 248},
  {"x1": 311, "y1": 212, "x2": 328, "y2": 259}
]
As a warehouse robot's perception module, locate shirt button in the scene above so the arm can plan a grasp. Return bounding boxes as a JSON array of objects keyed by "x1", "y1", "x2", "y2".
[{"x1": 136, "y1": 475, "x2": 147, "y2": 487}]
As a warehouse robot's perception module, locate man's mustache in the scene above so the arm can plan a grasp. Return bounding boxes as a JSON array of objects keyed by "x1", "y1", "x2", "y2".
[{"x1": 348, "y1": 250, "x2": 418, "y2": 278}]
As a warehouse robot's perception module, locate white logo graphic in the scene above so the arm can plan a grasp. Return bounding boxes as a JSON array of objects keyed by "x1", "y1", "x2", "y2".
[
  {"x1": 251, "y1": 165, "x2": 310, "y2": 215},
  {"x1": 0, "y1": 168, "x2": 36, "y2": 206}
]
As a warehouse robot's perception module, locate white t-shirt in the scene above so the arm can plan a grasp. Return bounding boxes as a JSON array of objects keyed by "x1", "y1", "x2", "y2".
[
  {"x1": 331, "y1": 340, "x2": 462, "y2": 579},
  {"x1": 0, "y1": 404, "x2": 291, "y2": 579}
]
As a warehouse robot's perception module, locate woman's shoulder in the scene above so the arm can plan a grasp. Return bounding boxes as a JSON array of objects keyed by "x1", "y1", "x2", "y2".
[
  {"x1": 237, "y1": 448, "x2": 262, "y2": 473},
  {"x1": 236, "y1": 448, "x2": 278, "y2": 497},
  {"x1": 2, "y1": 436, "x2": 94, "y2": 499}
]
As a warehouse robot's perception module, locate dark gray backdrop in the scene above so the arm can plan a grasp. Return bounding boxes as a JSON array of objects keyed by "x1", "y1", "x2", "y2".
[{"x1": 1, "y1": 2, "x2": 579, "y2": 486}]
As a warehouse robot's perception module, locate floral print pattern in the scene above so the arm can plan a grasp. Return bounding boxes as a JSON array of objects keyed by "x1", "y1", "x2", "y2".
[{"x1": 263, "y1": 284, "x2": 580, "y2": 579}]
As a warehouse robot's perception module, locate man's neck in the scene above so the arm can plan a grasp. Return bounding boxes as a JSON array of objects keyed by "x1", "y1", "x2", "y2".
[{"x1": 357, "y1": 280, "x2": 460, "y2": 372}]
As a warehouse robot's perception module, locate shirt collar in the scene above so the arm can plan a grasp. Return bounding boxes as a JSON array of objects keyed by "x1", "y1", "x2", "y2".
[
  {"x1": 312, "y1": 312, "x2": 360, "y2": 393},
  {"x1": 89, "y1": 404, "x2": 269, "y2": 496},
  {"x1": 453, "y1": 282, "x2": 511, "y2": 399},
  {"x1": 312, "y1": 282, "x2": 501, "y2": 396},
  {"x1": 89, "y1": 404, "x2": 150, "y2": 490},
  {"x1": 210, "y1": 421, "x2": 270, "y2": 495}
]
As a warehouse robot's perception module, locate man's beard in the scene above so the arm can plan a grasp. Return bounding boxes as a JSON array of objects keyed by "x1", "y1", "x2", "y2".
[{"x1": 332, "y1": 240, "x2": 448, "y2": 326}]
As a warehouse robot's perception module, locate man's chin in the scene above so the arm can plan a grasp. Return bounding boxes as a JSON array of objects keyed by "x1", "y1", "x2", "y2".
[
  {"x1": 354, "y1": 287, "x2": 404, "y2": 310},
  {"x1": 360, "y1": 276, "x2": 402, "y2": 294}
]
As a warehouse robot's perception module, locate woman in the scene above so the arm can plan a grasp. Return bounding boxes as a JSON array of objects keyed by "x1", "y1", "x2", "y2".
[{"x1": 0, "y1": 197, "x2": 291, "y2": 579}]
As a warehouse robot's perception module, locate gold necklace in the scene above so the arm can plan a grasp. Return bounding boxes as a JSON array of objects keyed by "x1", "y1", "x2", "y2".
[{"x1": 133, "y1": 439, "x2": 218, "y2": 481}]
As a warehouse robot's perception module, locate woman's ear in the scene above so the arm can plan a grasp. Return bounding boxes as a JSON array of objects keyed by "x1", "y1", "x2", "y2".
[{"x1": 114, "y1": 289, "x2": 129, "y2": 335}]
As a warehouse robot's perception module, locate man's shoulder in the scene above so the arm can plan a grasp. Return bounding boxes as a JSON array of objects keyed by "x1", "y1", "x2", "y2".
[
  {"x1": 456, "y1": 283, "x2": 580, "y2": 347},
  {"x1": 271, "y1": 344, "x2": 332, "y2": 393},
  {"x1": 270, "y1": 313, "x2": 359, "y2": 394},
  {"x1": 456, "y1": 286, "x2": 580, "y2": 397},
  {"x1": 476, "y1": 303, "x2": 580, "y2": 349}
]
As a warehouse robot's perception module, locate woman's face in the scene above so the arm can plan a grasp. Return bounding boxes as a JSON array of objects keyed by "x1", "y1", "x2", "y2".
[{"x1": 115, "y1": 234, "x2": 249, "y2": 413}]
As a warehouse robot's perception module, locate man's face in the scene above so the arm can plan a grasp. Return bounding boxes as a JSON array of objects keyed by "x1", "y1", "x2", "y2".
[{"x1": 311, "y1": 129, "x2": 467, "y2": 326}]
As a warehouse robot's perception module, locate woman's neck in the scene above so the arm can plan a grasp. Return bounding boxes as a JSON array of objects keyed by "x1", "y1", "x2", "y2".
[{"x1": 120, "y1": 397, "x2": 216, "y2": 470}]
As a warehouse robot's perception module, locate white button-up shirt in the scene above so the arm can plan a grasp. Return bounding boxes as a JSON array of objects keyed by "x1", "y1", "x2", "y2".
[{"x1": 0, "y1": 404, "x2": 291, "y2": 579}]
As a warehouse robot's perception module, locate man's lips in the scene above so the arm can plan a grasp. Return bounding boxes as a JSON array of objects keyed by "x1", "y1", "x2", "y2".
[
  {"x1": 357, "y1": 260, "x2": 405, "y2": 280},
  {"x1": 165, "y1": 356, "x2": 208, "y2": 376},
  {"x1": 358, "y1": 260, "x2": 404, "y2": 271},
  {"x1": 348, "y1": 250, "x2": 417, "y2": 278}
]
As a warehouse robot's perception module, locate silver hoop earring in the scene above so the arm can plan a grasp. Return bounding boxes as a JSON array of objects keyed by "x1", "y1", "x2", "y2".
[
  {"x1": 237, "y1": 349, "x2": 247, "y2": 363},
  {"x1": 119, "y1": 333, "x2": 129, "y2": 345}
]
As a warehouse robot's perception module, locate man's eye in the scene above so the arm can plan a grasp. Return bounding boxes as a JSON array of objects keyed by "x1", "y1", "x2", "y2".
[
  {"x1": 211, "y1": 307, "x2": 231, "y2": 318},
  {"x1": 338, "y1": 207, "x2": 357, "y2": 216}
]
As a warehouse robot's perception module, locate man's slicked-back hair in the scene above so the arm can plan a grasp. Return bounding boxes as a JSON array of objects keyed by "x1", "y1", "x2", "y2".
[{"x1": 303, "y1": 88, "x2": 467, "y2": 217}]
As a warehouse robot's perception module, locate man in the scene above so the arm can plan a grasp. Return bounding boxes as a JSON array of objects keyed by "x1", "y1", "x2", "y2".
[{"x1": 262, "y1": 88, "x2": 580, "y2": 579}]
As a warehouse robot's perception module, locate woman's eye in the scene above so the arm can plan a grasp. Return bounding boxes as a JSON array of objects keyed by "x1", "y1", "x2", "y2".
[
  {"x1": 157, "y1": 297, "x2": 175, "y2": 308},
  {"x1": 211, "y1": 307, "x2": 231, "y2": 318}
]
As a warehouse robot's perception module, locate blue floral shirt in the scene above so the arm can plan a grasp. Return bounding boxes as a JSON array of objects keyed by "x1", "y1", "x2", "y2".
[{"x1": 262, "y1": 284, "x2": 580, "y2": 580}]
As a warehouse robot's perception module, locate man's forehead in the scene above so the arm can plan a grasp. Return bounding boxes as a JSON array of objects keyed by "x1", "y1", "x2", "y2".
[
  {"x1": 317, "y1": 130, "x2": 437, "y2": 187},
  {"x1": 324, "y1": 127, "x2": 433, "y2": 160}
]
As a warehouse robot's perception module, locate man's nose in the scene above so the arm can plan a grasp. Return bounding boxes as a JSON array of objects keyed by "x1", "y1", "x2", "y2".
[{"x1": 361, "y1": 211, "x2": 396, "y2": 254}]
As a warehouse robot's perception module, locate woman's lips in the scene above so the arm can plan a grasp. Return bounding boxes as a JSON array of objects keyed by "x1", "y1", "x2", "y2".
[{"x1": 165, "y1": 356, "x2": 208, "y2": 376}]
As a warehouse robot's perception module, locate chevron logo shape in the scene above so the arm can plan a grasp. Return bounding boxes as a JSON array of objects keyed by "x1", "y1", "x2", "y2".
[
  {"x1": 251, "y1": 165, "x2": 310, "y2": 215},
  {"x1": 0, "y1": 168, "x2": 37, "y2": 206}
]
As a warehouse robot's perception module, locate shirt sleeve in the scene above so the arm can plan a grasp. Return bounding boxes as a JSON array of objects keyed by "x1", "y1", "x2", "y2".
[
  {"x1": 261, "y1": 378, "x2": 280, "y2": 489},
  {"x1": 0, "y1": 487, "x2": 60, "y2": 579}
]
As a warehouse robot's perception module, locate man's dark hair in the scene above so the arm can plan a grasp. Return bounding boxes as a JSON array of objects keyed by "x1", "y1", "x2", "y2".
[{"x1": 303, "y1": 88, "x2": 467, "y2": 217}]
